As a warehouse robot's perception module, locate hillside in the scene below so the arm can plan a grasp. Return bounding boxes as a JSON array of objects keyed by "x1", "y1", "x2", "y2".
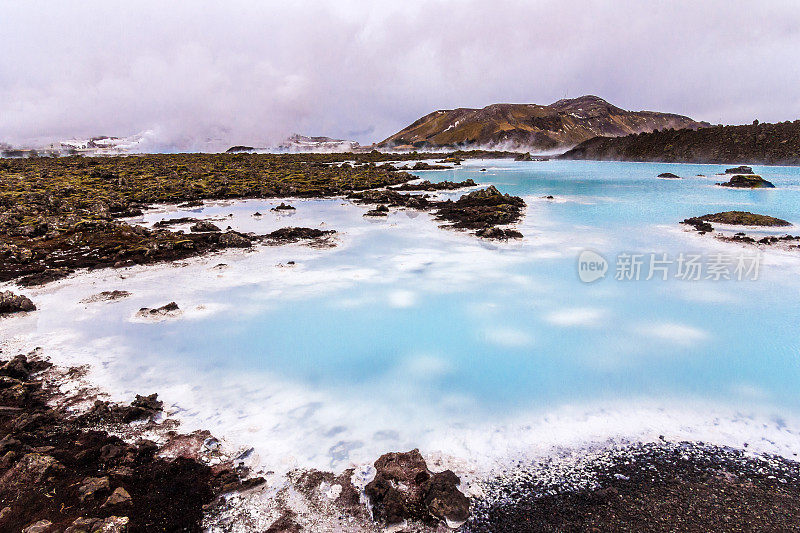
[
  {"x1": 560, "y1": 120, "x2": 800, "y2": 165},
  {"x1": 379, "y1": 96, "x2": 708, "y2": 151}
]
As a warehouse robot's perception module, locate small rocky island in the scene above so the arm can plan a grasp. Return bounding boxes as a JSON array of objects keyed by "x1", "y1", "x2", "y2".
[{"x1": 716, "y1": 174, "x2": 775, "y2": 188}]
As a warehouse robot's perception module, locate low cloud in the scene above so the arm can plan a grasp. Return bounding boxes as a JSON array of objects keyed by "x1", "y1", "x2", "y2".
[{"x1": 2, "y1": 1, "x2": 798, "y2": 150}]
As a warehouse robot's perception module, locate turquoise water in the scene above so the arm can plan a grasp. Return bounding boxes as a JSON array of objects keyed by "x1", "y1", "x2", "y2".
[{"x1": 9, "y1": 159, "x2": 800, "y2": 467}]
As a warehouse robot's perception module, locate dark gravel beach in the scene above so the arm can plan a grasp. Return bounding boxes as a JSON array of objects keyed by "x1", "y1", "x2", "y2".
[{"x1": 466, "y1": 441, "x2": 800, "y2": 532}]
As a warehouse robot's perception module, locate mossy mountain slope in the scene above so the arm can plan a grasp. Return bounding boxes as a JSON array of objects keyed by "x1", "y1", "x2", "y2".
[{"x1": 381, "y1": 96, "x2": 707, "y2": 151}]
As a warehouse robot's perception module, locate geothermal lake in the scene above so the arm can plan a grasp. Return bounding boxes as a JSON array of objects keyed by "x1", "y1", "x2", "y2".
[{"x1": 4, "y1": 160, "x2": 800, "y2": 472}]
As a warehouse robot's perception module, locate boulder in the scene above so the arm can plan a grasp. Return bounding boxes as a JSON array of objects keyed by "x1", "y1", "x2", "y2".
[
  {"x1": 724, "y1": 165, "x2": 754, "y2": 174},
  {"x1": 22, "y1": 520, "x2": 52, "y2": 533},
  {"x1": 717, "y1": 174, "x2": 775, "y2": 188},
  {"x1": 365, "y1": 449, "x2": 469, "y2": 527},
  {"x1": 658, "y1": 172, "x2": 680, "y2": 178},
  {"x1": 102, "y1": 487, "x2": 132, "y2": 508},
  {"x1": 364, "y1": 205, "x2": 390, "y2": 217},
  {"x1": 190, "y1": 221, "x2": 221, "y2": 232},
  {"x1": 217, "y1": 231, "x2": 252, "y2": 248},
  {"x1": 137, "y1": 302, "x2": 180, "y2": 318},
  {"x1": 0, "y1": 291, "x2": 36, "y2": 315},
  {"x1": 78, "y1": 476, "x2": 111, "y2": 502},
  {"x1": 271, "y1": 202, "x2": 296, "y2": 211},
  {"x1": 476, "y1": 227, "x2": 523, "y2": 239}
]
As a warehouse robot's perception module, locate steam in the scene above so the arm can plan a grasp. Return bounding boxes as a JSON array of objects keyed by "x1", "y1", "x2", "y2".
[{"x1": 1, "y1": 1, "x2": 799, "y2": 151}]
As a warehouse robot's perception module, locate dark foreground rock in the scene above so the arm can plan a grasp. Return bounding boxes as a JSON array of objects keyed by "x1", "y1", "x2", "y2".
[
  {"x1": 0, "y1": 353, "x2": 252, "y2": 532},
  {"x1": 0, "y1": 291, "x2": 36, "y2": 315},
  {"x1": 657, "y1": 172, "x2": 680, "y2": 178},
  {"x1": 716, "y1": 174, "x2": 775, "y2": 188},
  {"x1": 465, "y1": 441, "x2": 800, "y2": 533},
  {"x1": 365, "y1": 449, "x2": 470, "y2": 528}
]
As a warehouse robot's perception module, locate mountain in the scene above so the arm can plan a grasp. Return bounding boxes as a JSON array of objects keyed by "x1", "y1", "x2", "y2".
[
  {"x1": 379, "y1": 95, "x2": 709, "y2": 152},
  {"x1": 560, "y1": 120, "x2": 800, "y2": 165}
]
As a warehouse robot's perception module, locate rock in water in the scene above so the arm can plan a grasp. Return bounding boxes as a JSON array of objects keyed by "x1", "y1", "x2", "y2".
[
  {"x1": 0, "y1": 291, "x2": 36, "y2": 315},
  {"x1": 365, "y1": 449, "x2": 469, "y2": 527},
  {"x1": 724, "y1": 165, "x2": 754, "y2": 174},
  {"x1": 694, "y1": 211, "x2": 790, "y2": 226},
  {"x1": 716, "y1": 175, "x2": 775, "y2": 188},
  {"x1": 190, "y1": 221, "x2": 221, "y2": 232},
  {"x1": 658, "y1": 172, "x2": 681, "y2": 178}
]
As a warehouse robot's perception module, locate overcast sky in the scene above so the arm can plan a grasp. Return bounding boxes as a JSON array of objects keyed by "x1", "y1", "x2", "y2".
[{"x1": 2, "y1": 1, "x2": 799, "y2": 150}]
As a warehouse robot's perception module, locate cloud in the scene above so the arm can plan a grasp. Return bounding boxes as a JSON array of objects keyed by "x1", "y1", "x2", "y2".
[
  {"x1": 636, "y1": 322, "x2": 710, "y2": 346},
  {"x1": 544, "y1": 307, "x2": 606, "y2": 327},
  {"x1": 387, "y1": 290, "x2": 417, "y2": 308},
  {"x1": 2, "y1": 1, "x2": 799, "y2": 150},
  {"x1": 482, "y1": 326, "x2": 533, "y2": 348}
]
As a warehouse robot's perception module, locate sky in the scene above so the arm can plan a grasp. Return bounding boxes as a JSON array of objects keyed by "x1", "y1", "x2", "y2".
[{"x1": 1, "y1": 1, "x2": 799, "y2": 151}]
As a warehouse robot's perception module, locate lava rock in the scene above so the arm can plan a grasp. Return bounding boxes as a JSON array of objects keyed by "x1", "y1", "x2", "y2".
[
  {"x1": 271, "y1": 202, "x2": 296, "y2": 211},
  {"x1": 365, "y1": 205, "x2": 390, "y2": 217},
  {"x1": 217, "y1": 231, "x2": 252, "y2": 247},
  {"x1": 694, "y1": 211, "x2": 790, "y2": 227},
  {"x1": 724, "y1": 165, "x2": 754, "y2": 174},
  {"x1": 716, "y1": 175, "x2": 775, "y2": 188},
  {"x1": 365, "y1": 449, "x2": 470, "y2": 527},
  {"x1": 190, "y1": 221, "x2": 221, "y2": 232},
  {"x1": 0, "y1": 291, "x2": 36, "y2": 315},
  {"x1": 658, "y1": 172, "x2": 680, "y2": 178}
]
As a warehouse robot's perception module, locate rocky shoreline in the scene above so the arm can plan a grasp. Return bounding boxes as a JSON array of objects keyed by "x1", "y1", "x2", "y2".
[
  {"x1": 4, "y1": 346, "x2": 800, "y2": 532},
  {"x1": 0, "y1": 153, "x2": 525, "y2": 288}
]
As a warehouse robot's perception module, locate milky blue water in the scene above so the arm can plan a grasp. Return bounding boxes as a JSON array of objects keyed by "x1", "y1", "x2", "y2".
[{"x1": 7, "y1": 159, "x2": 800, "y2": 468}]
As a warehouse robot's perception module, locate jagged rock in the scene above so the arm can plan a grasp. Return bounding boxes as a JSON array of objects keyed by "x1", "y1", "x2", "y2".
[
  {"x1": 365, "y1": 205, "x2": 390, "y2": 217},
  {"x1": 22, "y1": 520, "x2": 52, "y2": 533},
  {"x1": 271, "y1": 202, "x2": 296, "y2": 211},
  {"x1": 190, "y1": 221, "x2": 221, "y2": 232},
  {"x1": 392, "y1": 179, "x2": 476, "y2": 191},
  {"x1": 0, "y1": 291, "x2": 36, "y2": 315},
  {"x1": 717, "y1": 175, "x2": 775, "y2": 188},
  {"x1": 435, "y1": 186, "x2": 526, "y2": 230},
  {"x1": 412, "y1": 162, "x2": 451, "y2": 170},
  {"x1": 65, "y1": 516, "x2": 130, "y2": 533},
  {"x1": 137, "y1": 302, "x2": 180, "y2": 318},
  {"x1": 0, "y1": 453, "x2": 63, "y2": 496},
  {"x1": 264, "y1": 227, "x2": 334, "y2": 243},
  {"x1": 365, "y1": 449, "x2": 470, "y2": 527},
  {"x1": 681, "y1": 217, "x2": 714, "y2": 234},
  {"x1": 515, "y1": 152, "x2": 533, "y2": 161},
  {"x1": 102, "y1": 487, "x2": 132, "y2": 508},
  {"x1": 217, "y1": 231, "x2": 252, "y2": 248},
  {"x1": 658, "y1": 172, "x2": 680, "y2": 178},
  {"x1": 725, "y1": 165, "x2": 754, "y2": 174},
  {"x1": 80, "y1": 290, "x2": 131, "y2": 304},
  {"x1": 475, "y1": 226, "x2": 523, "y2": 239},
  {"x1": 425, "y1": 470, "x2": 470, "y2": 526},
  {"x1": 78, "y1": 476, "x2": 111, "y2": 502}
]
